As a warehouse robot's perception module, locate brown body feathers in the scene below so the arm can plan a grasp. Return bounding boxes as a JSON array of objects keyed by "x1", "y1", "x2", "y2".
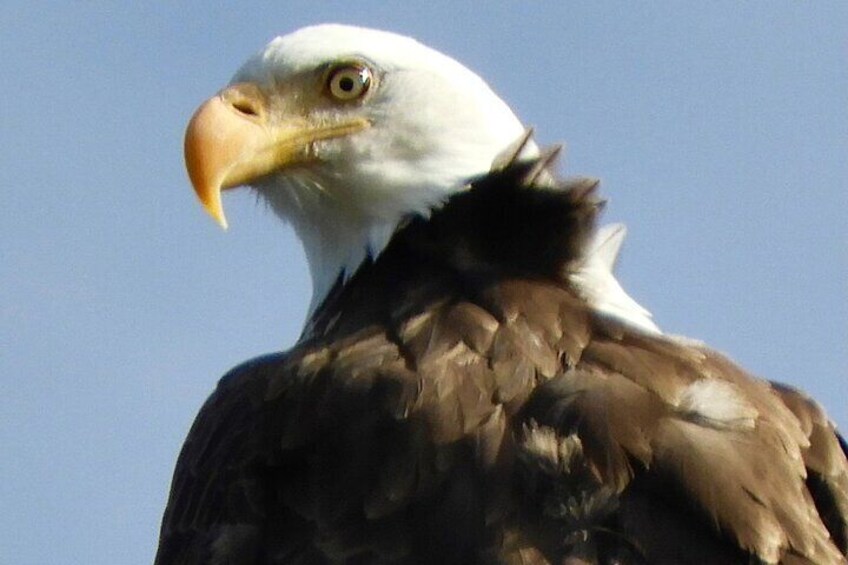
[{"x1": 156, "y1": 157, "x2": 848, "y2": 564}]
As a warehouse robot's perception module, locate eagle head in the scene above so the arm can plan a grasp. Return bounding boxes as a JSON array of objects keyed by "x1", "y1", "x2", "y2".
[{"x1": 185, "y1": 24, "x2": 529, "y2": 309}]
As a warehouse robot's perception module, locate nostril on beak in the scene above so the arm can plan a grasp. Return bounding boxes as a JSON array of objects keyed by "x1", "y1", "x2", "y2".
[
  {"x1": 232, "y1": 99, "x2": 259, "y2": 117},
  {"x1": 220, "y1": 83, "x2": 266, "y2": 120}
]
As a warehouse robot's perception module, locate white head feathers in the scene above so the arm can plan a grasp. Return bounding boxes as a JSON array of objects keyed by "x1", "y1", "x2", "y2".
[
  {"x1": 227, "y1": 24, "x2": 657, "y2": 332},
  {"x1": 232, "y1": 25, "x2": 528, "y2": 307}
]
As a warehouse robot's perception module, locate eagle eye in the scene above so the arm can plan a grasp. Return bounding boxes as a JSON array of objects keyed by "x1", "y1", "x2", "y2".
[{"x1": 326, "y1": 64, "x2": 372, "y2": 102}]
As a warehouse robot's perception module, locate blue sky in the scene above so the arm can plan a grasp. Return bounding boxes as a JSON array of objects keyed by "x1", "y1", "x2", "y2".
[{"x1": 1, "y1": 2, "x2": 845, "y2": 563}]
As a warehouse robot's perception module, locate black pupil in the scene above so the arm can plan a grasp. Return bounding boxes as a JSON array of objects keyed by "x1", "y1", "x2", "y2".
[{"x1": 339, "y1": 76, "x2": 356, "y2": 92}]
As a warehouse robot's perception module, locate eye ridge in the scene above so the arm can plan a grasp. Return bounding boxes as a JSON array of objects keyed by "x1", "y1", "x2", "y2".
[{"x1": 326, "y1": 63, "x2": 373, "y2": 102}]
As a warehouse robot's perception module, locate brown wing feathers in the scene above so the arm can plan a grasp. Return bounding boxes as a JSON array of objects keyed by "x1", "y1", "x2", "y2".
[{"x1": 156, "y1": 151, "x2": 848, "y2": 563}]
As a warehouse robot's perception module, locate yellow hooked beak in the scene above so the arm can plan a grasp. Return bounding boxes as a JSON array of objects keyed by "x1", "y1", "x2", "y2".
[{"x1": 184, "y1": 83, "x2": 370, "y2": 229}]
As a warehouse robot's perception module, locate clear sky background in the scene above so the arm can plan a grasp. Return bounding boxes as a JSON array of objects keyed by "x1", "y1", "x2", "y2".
[{"x1": 1, "y1": 2, "x2": 845, "y2": 563}]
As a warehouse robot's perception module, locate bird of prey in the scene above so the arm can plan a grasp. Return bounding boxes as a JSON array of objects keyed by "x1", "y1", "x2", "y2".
[{"x1": 156, "y1": 24, "x2": 848, "y2": 564}]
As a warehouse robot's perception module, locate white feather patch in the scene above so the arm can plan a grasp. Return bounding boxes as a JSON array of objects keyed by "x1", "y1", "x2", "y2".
[
  {"x1": 676, "y1": 379, "x2": 759, "y2": 430},
  {"x1": 570, "y1": 224, "x2": 661, "y2": 334},
  {"x1": 519, "y1": 422, "x2": 585, "y2": 474}
]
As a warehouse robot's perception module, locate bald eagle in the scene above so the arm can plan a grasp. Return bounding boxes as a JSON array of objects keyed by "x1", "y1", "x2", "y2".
[{"x1": 157, "y1": 24, "x2": 848, "y2": 564}]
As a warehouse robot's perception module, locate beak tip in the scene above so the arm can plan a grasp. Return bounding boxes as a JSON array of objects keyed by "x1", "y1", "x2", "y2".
[{"x1": 203, "y1": 198, "x2": 229, "y2": 231}]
